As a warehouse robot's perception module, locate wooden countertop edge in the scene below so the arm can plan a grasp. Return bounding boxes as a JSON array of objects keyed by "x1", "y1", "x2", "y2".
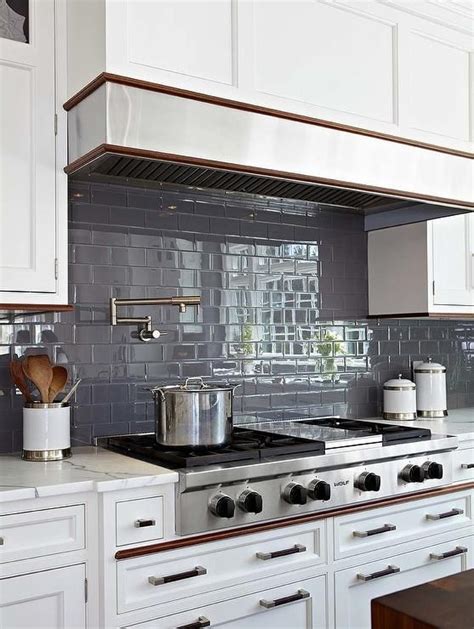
[{"x1": 115, "y1": 481, "x2": 474, "y2": 560}]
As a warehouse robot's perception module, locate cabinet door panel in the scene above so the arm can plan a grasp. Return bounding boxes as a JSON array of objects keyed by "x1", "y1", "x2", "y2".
[
  {"x1": 0, "y1": 564, "x2": 85, "y2": 628},
  {"x1": 432, "y1": 214, "x2": 473, "y2": 306},
  {"x1": 335, "y1": 534, "x2": 472, "y2": 629},
  {"x1": 0, "y1": 0, "x2": 56, "y2": 293}
]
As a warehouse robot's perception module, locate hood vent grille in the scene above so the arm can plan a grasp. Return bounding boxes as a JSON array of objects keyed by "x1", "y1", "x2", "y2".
[{"x1": 72, "y1": 152, "x2": 404, "y2": 212}]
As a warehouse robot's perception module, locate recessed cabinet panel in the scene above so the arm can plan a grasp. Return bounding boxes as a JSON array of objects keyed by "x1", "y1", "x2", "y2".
[
  {"x1": 0, "y1": 0, "x2": 56, "y2": 294},
  {"x1": 432, "y1": 214, "x2": 473, "y2": 306},
  {"x1": 125, "y1": 0, "x2": 233, "y2": 85},
  {"x1": 401, "y1": 30, "x2": 470, "y2": 141},
  {"x1": 0, "y1": 564, "x2": 86, "y2": 628},
  {"x1": 253, "y1": 1, "x2": 395, "y2": 123}
]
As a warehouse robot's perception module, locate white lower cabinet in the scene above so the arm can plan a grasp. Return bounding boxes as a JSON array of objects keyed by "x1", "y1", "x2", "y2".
[
  {"x1": 334, "y1": 534, "x2": 473, "y2": 629},
  {"x1": 124, "y1": 574, "x2": 326, "y2": 629},
  {"x1": 0, "y1": 563, "x2": 86, "y2": 629}
]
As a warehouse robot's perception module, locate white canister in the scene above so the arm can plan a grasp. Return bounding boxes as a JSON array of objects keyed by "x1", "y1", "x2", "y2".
[
  {"x1": 22, "y1": 403, "x2": 71, "y2": 461},
  {"x1": 414, "y1": 358, "x2": 447, "y2": 418},
  {"x1": 383, "y1": 374, "x2": 417, "y2": 420}
]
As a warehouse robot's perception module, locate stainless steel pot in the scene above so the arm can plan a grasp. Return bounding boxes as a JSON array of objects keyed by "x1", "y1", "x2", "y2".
[{"x1": 151, "y1": 377, "x2": 240, "y2": 448}]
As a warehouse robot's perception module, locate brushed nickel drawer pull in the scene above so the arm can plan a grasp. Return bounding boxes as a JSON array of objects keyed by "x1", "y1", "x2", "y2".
[
  {"x1": 176, "y1": 616, "x2": 210, "y2": 629},
  {"x1": 148, "y1": 566, "x2": 207, "y2": 586},
  {"x1": 461, "y1": 463, "x2": 474, "y2": 469},
  {"x1": 135, "y1": 518, "x2": 156, "y2": 528},
  {"x1": 0, "y1": 537, "x2": 4, "y2": 546},
  {"x1": 426, "y1": 508, "x2": 463, "y2": 521},
  {"x1": 256, "y1": 543, "x2": 306, "y2": 560},
  {"x1": 357, "y1": 565, "x2": 400, "y2": 582},
  {"x1": 430, "y1": 546, "x2": 467, "y2": 561},
  {"x1": 353, "y1": 523, "x2": 396, "y2": 538},
  {"x1": 260, "y1": 589, "x2": 310, "y2": 608}
]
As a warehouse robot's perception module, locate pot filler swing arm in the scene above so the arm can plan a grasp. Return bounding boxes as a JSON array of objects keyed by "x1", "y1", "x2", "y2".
[{"x1": 110, "y1": 296, "x2": 201, "y2": 342}]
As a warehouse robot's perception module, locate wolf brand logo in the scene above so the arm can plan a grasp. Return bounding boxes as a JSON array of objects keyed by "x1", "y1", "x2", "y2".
[{"x1": 333, "y1": 480, "x2": 350, "y2": 487}]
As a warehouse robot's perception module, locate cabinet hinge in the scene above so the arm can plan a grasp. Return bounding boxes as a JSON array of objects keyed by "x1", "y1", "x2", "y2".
[
  {"x1": 84, "y1": 578, "x2": 88, "y2": 603},
  {"x1": 54, "y1": 113, "x2": 58, "y2": 136},
  {"x1": 54, "y1": 258, "x2": 58, "y2": 280}
]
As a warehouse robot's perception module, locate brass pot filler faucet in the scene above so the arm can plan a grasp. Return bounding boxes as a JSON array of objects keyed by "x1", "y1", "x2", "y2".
[{"x1": 110, "y1": 296, "x2": 201, "y2": 341}]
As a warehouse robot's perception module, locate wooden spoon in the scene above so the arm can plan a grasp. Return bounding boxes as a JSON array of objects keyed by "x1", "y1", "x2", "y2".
[
  {"x1": 23, "y1": 355, "x2": 53, "y2": 404},
  {"x1": 49, "y1": 365, "x2": 68, "y2": 403},
  {"x1": 9, "y1": 359, "x2": 33, "y2": 402}
]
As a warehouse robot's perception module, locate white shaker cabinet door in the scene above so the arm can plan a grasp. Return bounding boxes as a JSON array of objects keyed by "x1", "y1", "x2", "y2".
[
  {"x1": 0, "y1": 0, "x2": 56, "y2": 293},
  {"x1": 432, "y1": 214, "x2": 473, "y2": 307},
  {"x1": 0, "y1": 563, "x2": 86, "y2": 629}
]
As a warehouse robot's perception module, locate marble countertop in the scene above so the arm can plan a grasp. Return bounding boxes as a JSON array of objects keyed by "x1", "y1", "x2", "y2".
[
  {"x1": 0, "y1": 446, "x2": 178, "y2": 504},
  {"x1": 363, "y1": 407, "x2": 474, "y2": 442}
]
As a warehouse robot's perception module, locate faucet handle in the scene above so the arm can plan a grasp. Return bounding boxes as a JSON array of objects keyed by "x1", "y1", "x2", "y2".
[{"x1": 139, "y1": 329, "x2": 167, "y2": 342}]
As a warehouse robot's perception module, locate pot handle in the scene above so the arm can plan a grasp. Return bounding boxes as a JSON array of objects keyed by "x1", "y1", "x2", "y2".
[
  {"x1": 150, "y1": 386, "x2": 167, "y2": 402},
  {"x1": 183, "y1": 377, "x2": 206, "y2": 390}
]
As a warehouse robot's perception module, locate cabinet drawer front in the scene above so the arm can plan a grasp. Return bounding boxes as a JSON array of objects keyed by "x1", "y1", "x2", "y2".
[
  {"x1": 0, "y1": 505, "x2": 85, "y2": 563},
  {"x1": 334, "y1": 491, "x2": 471, "y2": 559},
  {"x1": 452, "y1": 447, "x2": 474, "y2": 483},
  {"x1": 335, "y1": 534, "x2": 473, "y2": 629},
  {"x1": 117, "y1": 521, "x2": 325, "y2": 614},
  {"x1": 125, "y1": 574, "x2": 326, "y2": 629},
  {"x1": 116, "y1": 497, "x2": 164, "y2": 547}
]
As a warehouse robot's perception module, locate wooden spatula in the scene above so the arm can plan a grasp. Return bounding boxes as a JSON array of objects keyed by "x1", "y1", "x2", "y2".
[
  {"x1": 49, "y1": 365, "x2": 68, "y2": 403},
  {"x1": 23, "y1": 355, "x2": 53, "y2": 404},
  {"x1": 9, "y1": 358, "x2": 34, "y2": 402}
]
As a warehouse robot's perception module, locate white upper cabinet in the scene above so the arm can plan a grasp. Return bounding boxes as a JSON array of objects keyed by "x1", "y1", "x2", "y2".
[
  {"x1": 66, "y1": 0, "x2": 474, "y2": 155},
  {"x1": 368, "y1": 213, "x2": 474, "y2": 316},
  {"x1": 0, "y1": 0, "x2": 67, "y2": 305}
]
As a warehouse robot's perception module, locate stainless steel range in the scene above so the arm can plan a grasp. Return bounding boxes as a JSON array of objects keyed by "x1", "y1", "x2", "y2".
[{"x1": 99, "y1": 417, "x2": 458, "y2": 536}]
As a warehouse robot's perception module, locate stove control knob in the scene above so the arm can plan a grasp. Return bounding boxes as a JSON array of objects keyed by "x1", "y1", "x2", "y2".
[
  {"x1": 422, "y1": 461, "x2": 443, "y2": 480},
  {"x1": 238, "y1": 489, "x2": 263, "y2": 514},
  {"x1": 209, "y1": 494, "x2": 235, "y2": 518},
  {"x1": 400, "y1": 464, "x2": 425, "y2": 483},
  {"x1": 308, "y1": 479, "x2": 331, "y2": 501},
  {"x1": 355, "y1": 471, "x2": 381, "y2": 492},
  {"x1": 283, "y1": 482, "x2": 307, "y2": 505}
]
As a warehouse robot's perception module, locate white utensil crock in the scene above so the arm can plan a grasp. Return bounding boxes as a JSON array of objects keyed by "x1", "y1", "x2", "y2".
[
  {"x1": 383, "y1": 374, "x2": 417, "y2": 420},
  {"x1": 414, "y1": 358, "x2": 448, "y2": 418},
  {"x1": 23, "y1": 403, "x2": 71, "y2": 461}
]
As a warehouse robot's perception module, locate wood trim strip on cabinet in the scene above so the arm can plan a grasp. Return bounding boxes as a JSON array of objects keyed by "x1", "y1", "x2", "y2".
[
  {"x1": 65, "y1": 144, "x2": 474, "y2": 210},
  {"x1": 0, "y1": 304, "x2": 73, "y2": 315},
  {"x1": 368, "y1": 313, "x2": 474, "y2": 319},
  {"x1": 114, "y1": 481, "x2": 474, "y2": 560},
  {"x1": 63, "y1": 72, "x2": 474, "y2": 160}
]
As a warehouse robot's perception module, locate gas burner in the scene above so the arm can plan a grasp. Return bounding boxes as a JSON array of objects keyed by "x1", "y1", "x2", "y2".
[{"x1": 105, "y1": 427, "x2": 325, "y2": 469}]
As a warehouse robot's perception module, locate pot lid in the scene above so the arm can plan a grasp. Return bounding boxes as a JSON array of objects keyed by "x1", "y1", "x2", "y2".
[
  {"x1": 383, "y1": 374, "x2": 416, "y2": 390},
  {"x1": 414, "y1": 357, "x2": 446, "y2": 373}
]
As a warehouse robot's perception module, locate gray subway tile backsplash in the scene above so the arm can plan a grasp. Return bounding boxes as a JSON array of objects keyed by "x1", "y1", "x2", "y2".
[{"x1": 1, "y1": 180, "x2": 473, "y2": 452}]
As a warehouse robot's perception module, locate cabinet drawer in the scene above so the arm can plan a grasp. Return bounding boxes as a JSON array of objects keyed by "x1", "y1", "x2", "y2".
[
  {"x1": 335, "y1": 534, "x2": 473, "y2": 629},
  {"x1": 334, "y1": 490, "x2": 471, "y2": 560},
  {"x1": 116, "y1": 497, "x2": 164, "y2": 547},
  {"x1": 452, "y1": 446, "x2": 474, "y2": 483},
  {"x1": 0, "y1": 505, "x2": 85, "y2": 563},
  {"x1": 117, "y1": 521, "x2": 325, "y2": 614},
  {"x1": 125, "y1": 574, "x2": 327, "y2": 629}
]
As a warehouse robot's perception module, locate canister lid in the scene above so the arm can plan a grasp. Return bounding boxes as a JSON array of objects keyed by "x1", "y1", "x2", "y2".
[
  {"x1": 414, "y1": 357, "x2": 446, "y2": 374},
  {"x1": 383, "y1": 374, "x2": 416, "y2": 391}
]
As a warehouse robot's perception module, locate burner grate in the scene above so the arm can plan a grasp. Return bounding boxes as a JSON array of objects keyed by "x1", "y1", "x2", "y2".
[{"x1": 106, "y1": 428, "x2": 325, "y2": 469}]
